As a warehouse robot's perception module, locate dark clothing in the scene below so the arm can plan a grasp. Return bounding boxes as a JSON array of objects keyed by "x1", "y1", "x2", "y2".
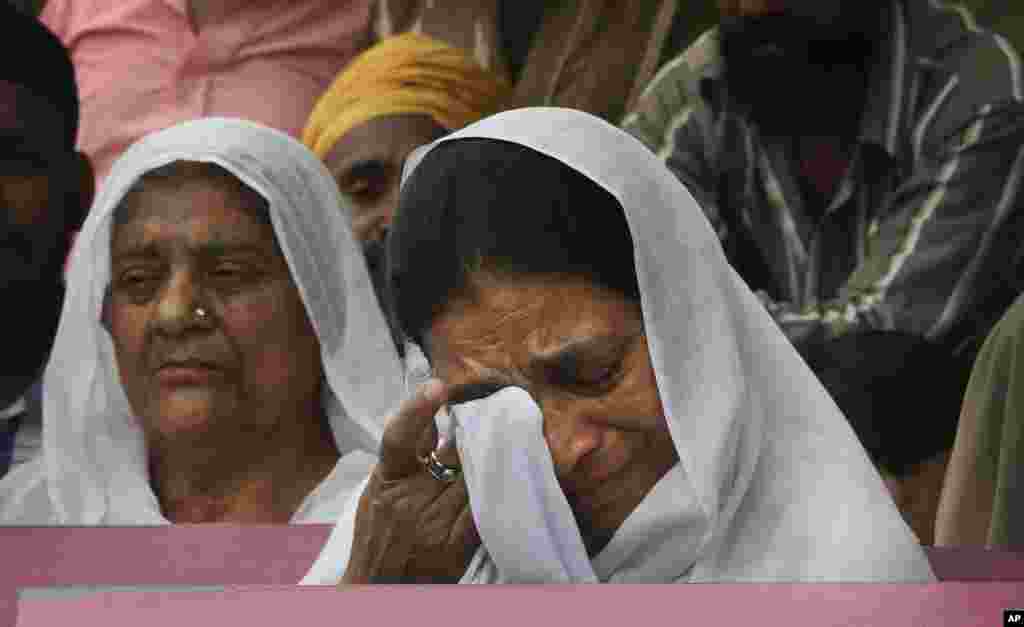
[
  {"x1": 624, "y1": 0, "x2": 1024, "y2": 360},
  {"x1": 0, "y1": 382, "x2": 41, "y2": 478}
]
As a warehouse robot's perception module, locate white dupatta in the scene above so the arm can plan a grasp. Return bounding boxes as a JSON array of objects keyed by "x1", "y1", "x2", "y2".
[
  {"x1": 0, "y1": 117, "x2": 404, "y2": 525},
  {"x1": 304, "y1": 107, "x2": 935, "y2": 583}
]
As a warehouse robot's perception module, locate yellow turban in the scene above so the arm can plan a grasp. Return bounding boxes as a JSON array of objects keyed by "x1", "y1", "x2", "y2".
[{"x1": 303, "y1": 32, "x2": 512, "y2": 159}]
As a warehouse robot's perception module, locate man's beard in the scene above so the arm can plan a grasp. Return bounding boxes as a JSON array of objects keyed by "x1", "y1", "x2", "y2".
[
  {"x1": 720, "y1": 14, "x2": 876, "y2": 138},
  {"x1": 363, "y1": 235, "x2": 406, "y2": 359}
]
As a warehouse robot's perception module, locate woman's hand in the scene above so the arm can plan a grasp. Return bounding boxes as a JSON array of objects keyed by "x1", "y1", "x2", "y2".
[{"x1": 341, "y1": 380, "x2": 480, "y2": 584}]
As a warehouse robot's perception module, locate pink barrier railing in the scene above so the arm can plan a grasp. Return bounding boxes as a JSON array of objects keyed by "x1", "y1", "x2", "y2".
[{"x1": 1, "y1": 526, "x2": 1022, "y2": 626}]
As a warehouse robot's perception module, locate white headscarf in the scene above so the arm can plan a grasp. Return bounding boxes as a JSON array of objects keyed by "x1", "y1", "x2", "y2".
[
  {"x1": 303, "y1": 107, "x2": 935, "y2": 583},
  {"x1": 0, "y1": 117, "x2": 404, "y2": 525}
]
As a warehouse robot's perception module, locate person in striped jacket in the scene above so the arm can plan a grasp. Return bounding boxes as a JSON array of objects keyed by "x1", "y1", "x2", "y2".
[{"x1": 625, "y1": 0, "x2": 1024, "y2": 367}]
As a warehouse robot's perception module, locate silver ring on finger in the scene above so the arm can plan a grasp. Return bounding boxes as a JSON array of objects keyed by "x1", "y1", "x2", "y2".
[{"x1": 423, "y1": 449, "x2": 460, "y2": 483}]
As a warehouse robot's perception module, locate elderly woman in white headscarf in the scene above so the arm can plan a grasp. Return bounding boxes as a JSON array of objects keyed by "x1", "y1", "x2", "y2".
[
  {"x1": 303, "y1": 107, "x2": 936, "y2": 583},
  {"x1": 0, "y1": 117, "x2": 404, "y2": 525}
]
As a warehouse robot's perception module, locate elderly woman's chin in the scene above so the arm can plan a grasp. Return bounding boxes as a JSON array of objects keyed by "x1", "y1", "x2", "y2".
[
  {"x1": 148, "y1": 387, "x2": 229, "y2": 437},
  {"x1": 137, "y1": 364, "x2": 240, "y2": 440}
]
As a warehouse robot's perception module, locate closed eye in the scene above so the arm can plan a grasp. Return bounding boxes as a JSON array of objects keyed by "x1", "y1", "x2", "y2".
[
  {"x1": 341, "y1": 160, "x2": 394, "y2": 201},
  {"x1": 115, "y1": 267, "x2": 160, "y2": 285},
  {"x1": 579, "y1": 364, "x2": 619, "y2": 385},
  {"x1": 112, "y1": 268, "x2": 163, "y2": 303},
  {"x1": 205, "y1": 262, "x2": 265, "y2": 288},
  {"x1": 529, "y1": 335, "x2": 635, "y2": 394},
  {"x1": 211, "y1": 264, "x2": 247, "y2": 277},
  {"x1": 554, "y1": 361, "x2": 623, "y2": 390}
]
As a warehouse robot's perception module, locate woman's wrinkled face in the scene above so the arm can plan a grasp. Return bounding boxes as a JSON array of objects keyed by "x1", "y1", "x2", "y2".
[
  {"x1": 107, "y1": 176, "x2": 323, "y2": 444},
  {"x1": 427, "y1": 273, "x2": 679, "y2": 520},
  {"x1": 323, "y1": 113, "x2": 447, "y2": 246}
]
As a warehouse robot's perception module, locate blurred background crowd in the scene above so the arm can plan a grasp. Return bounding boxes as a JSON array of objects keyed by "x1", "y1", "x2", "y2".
[{"x1": 3, "y1": 0, "x2": 1024, "y2": 570}]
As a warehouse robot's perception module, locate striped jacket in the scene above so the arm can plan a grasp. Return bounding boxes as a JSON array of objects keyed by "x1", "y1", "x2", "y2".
[{"x1": 624, "y1": 0, "x2": 1024, "y2": 359}]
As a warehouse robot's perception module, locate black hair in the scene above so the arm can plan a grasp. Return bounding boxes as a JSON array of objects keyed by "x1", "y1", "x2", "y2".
[
  {"x1": 387, "y1": 138, "x2": 640, "y2": 349},
  {"x1": 1, "y1": 4, "x2": 79, "y2": 148},
  {"x1": 808, "y1": 330, "x2": 971, "y2": 477}
]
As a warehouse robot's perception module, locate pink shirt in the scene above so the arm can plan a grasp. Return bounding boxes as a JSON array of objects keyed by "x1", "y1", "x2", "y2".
[{"x1": 41, "y1": 0, "x2": 373, "y2": 183}]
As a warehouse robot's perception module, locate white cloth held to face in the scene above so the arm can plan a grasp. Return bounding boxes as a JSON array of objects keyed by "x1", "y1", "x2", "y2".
[{"x1": 453, "y1": 387, "x2": 597, "y2": 583}]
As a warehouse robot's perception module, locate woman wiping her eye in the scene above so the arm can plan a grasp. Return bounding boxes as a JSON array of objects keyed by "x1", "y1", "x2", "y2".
[{"x1": 303, "y1": 107, "x2": 935, "y2": 584}]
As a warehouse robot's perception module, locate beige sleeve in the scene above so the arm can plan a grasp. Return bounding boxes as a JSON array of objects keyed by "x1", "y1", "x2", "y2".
[
  {"x1": 512, "y1": 0, "x2": 678, "y2": 123},
  {"x1": 374, "y1": 0, "x2": 507, "y2": 76},
  {"x1": 933, "y1": 306, "x2": 1015, "y2": 547},
  {"x1": 374, "y1": 1, "x2": 679, "y2": 122},
  {"x1": 934, "y1": 398, "x2": 997, "y2": 547}
]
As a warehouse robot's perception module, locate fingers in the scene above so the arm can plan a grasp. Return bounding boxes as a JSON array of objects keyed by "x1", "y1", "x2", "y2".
[
  {"x1": 432, "y1": 431, "x2": 461, "y2": 468},
  {"x1": 428, "y1": 472, "x2": 469, "y2": 513},
  {"x1": 415, "y1": 405, "x2": 444, "y2": 461},
  {"x1": 359, "y1": 516, "x2": 416, "y2": 584},
  {"x1": 378, "y1": 379, "x2": 448, "y2": 481},
  {"x1": 418, "y1": 478, "x2": 480, "y2": 579},
  {"x1": 448, "y1": 497, "x2": 481, "y2": 556},
  {"x1": 342, "y1": 480, "x2": 418, "y2": 584}
]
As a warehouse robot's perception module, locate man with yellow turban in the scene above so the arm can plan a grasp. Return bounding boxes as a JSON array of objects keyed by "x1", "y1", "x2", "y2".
[
  {"x1": 304, "y1": 32, "x2": 510, "y2": 245},
  {"x1": 303, "y1": 31, "x2": 510, "y2": 356}
]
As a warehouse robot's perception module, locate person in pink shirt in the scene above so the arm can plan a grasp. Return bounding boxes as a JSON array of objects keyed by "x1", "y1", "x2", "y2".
[{"x1": 40, "y1": 0, "x2": 374, "y2": 185}]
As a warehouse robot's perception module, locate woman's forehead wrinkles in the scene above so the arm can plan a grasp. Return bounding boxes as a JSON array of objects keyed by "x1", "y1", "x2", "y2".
[
  {"x1": 524, "y1": 317, "x2": 600, "y2": 357},
  {"x1": 114, "y1": 197, "x2": 271, "y2": 244},
  {"x1": 448, "y1": 323, "x2": 508, "y2": 369},
  {"x1": 444, "y1": 294, "x2": 531, "y2": 348},
  {"x1": 111, "y1": 219, "x2": 175, "y2": 252},
  {"x1": 433, "y1": 312, "x2": 515, "y2": 374},
  {"x1": 113, "y1": 220, "x2": 263, "y2": 252},
  {"x1": 455, "y1": 278, "x2": 631, "y2": 353},
  {"x1": 459, "y1": 355, "x2": 501, "y2": 379},
  {"x1": 534, "y1": 293, "x2": 628, "y2": 342}
]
